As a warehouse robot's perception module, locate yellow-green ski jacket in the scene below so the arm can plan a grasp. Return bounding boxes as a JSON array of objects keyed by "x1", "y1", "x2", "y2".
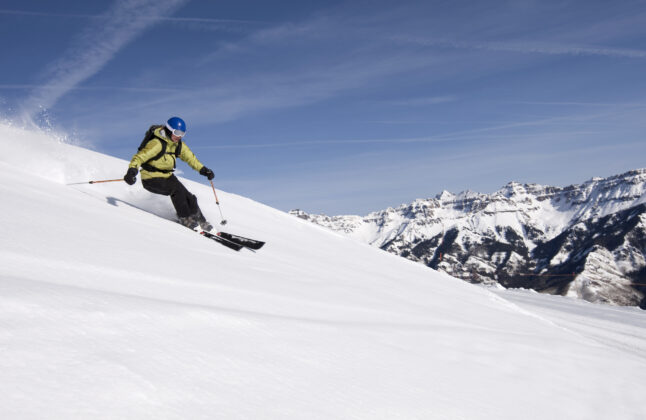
[{"x1": 128, "y1": 127, "x2": 204, "y2": 180}]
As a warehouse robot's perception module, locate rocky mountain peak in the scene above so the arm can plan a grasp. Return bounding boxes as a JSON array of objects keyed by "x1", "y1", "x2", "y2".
[{"x1": 292, "y1": 169, "x2": 646, "y2": 308}]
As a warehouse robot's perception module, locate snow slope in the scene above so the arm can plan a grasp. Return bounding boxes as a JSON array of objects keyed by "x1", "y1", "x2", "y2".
[{"x1": 1, "y1": 123, "x2": 646, "y2": 419}]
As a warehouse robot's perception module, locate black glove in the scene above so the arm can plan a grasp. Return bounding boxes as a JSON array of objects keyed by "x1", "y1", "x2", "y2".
[
  {"x1": 124, "y1": 167, "x2": 138, "y2": 185},
  {"x1": 200, "y1": 166, "x2": 214, "y2": 180}
]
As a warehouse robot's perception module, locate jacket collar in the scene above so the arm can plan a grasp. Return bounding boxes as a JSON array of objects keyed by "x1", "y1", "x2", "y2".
[{"x1": 154, "y1": 126, "x2": 172, "y2": 142}]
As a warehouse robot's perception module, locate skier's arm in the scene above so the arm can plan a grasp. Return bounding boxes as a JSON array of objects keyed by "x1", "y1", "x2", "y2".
[
  {"x1": 128, "y1": 139, "x2": 163, "y2": 169},
  {"x1": 178, "y1": 142, "x2": 205, "y2": 172}
]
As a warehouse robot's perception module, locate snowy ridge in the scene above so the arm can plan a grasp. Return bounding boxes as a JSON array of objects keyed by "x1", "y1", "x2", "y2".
[
  {"x1": 2, "y1": 123, "x2": 646, "y2": 419},
  {"x1": 292, "y1": 170, "x2": 646, "y2": 308}
]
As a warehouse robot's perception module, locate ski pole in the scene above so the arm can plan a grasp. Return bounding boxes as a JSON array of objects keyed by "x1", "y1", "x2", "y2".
[
  {"x1": 67, "y1": 178, "x2": 124, "y2": 185},
  {"x1": 89, "y1": 179, "x2": 125, "y2": 184},
  {"x1": 210, "y1": 180, "x2": 228, "y2": 225}
]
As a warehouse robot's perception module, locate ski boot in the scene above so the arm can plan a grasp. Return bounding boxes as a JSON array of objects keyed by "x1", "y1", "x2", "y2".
[
  {"x1": 178, "y1": 215, "x2": 200, "y2": 231},
  {"x1": 196, "y1": 210, "x2": 214, "y2": 232}
]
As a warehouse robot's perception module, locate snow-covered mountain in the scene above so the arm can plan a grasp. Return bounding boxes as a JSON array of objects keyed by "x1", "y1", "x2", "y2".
[
  {"x1": 292, "y1": 170, "x2": 646, "y2": 308},
  {"x1": 2, "y1": 123, "x2": 646, "y2": 419}
]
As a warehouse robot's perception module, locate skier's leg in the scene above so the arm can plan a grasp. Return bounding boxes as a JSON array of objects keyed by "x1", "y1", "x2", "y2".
[
  {"x1": 143, "y1": 176, "x2": 193, "y2": 225},
  {"x1": 165, "y1": 176, "x2": 195, "y2": 219},
  {"x1": 142, "y1": 177, "x2": 172, "y2": 196},
  {"x1": 143, "y1": 176, "x2": 211, "y2": 230}
]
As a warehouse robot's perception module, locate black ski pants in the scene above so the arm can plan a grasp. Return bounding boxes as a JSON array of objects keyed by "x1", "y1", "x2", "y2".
[{"x1": 142, "y1": 175, "x2": 200, "y2": 218}]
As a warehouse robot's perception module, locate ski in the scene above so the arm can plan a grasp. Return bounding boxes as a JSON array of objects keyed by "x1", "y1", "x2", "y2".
[
  {"x1": 177, "y1": 220, "x2": 265, "y2": 251},
  {"x1": 217, "y1": 231, "x2": 265, "y2": 250},
  {"x1": 200, "y1": 230, "x2": 244, "y2": 251}
]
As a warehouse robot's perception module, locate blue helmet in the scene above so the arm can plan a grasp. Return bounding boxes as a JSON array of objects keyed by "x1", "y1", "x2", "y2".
[{"x1": 166, "y1": 116, "x2": 186, "y2": 138}]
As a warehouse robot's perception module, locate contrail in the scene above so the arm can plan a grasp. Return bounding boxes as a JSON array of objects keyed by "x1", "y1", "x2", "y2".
[{"x1": 20, "y1": 0, "x2": 188, "y2": 122}]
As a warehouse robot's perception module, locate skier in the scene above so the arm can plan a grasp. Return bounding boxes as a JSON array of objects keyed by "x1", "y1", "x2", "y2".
[{"x1": 123, "y1": 116, "x2": 215, "y2": 231}]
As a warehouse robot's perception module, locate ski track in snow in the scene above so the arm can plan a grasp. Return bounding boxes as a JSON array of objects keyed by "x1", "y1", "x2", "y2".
[{"x1": 493, "y1": 288, "x2": 646, "y2": 360}]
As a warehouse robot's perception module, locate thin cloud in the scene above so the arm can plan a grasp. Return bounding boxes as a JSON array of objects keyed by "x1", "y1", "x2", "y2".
[
  {"x1": 392, "y1": 36, "x2": 646, "y2": 59},
  {"x1": 191, "y1": 106, "x2": 629, "y2": 151},
  {"x1": 505, "y1": 100, "x2": 646, "y2": 107},
  {"x1": 0, "y1": 9, "x2": 99, "y2": 19},
  {"x1": 0, "y1": 8, "x2": 259, "y2": 24},
  {"x1": 486, "y1": 41, "x2": 646, "y2": 58},
  {"x1": 383, "y1": 96, "x2": 457, "y2": 107},
  {"x1": 1, "y1": 84, "x2": 181, "y2": 93},
  {"x1": 192, "y1": 136, "x2": 454, "y2": 150},
  {"x1": 20, "y1": 0, "x2": 188, "y2": 121}
]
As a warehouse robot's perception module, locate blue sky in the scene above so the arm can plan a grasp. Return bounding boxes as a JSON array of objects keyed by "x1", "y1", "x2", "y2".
[{"x1": 2, "y1": 0, "x2": 646, "y2": 215}]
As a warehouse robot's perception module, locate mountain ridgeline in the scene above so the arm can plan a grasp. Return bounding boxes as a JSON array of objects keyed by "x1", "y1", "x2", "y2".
[{"x1": 291, "y1": 169, "x2": 646, "y2": 308}]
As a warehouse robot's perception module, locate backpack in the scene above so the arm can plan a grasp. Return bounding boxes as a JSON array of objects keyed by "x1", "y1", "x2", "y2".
[{"x1": 138, "y1": 124, "x2": 183, "y2": 172}]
